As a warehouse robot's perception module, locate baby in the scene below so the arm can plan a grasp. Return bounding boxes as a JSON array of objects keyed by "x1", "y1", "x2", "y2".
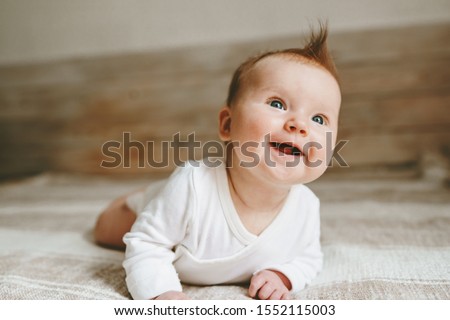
[{"x1": 95, "y1": 25, "x2": 341, "y2": 300}]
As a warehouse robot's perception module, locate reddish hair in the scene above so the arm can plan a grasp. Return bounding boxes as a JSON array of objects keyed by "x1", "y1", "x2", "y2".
[{"x1": 226, "y1": 23, "x2": 339, "y2": 107}]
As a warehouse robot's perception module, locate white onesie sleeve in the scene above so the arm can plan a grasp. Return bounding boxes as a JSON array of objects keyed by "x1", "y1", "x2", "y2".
[
  {"x1": 122, "y1": 164, "x2": 196, "y2": 300},
  {"x1": 260, "y1": 195, "x2": 323, "y2": 292}
]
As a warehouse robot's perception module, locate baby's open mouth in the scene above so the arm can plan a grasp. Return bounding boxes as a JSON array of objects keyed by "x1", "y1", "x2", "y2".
[{"x1": 270, "y1": 142, "x2": 302, "y2": 156}]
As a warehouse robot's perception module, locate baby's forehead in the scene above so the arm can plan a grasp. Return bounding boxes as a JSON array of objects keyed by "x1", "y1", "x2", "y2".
[
  {"x1": 240, "y1": 54, "x2": 318, "y2": 88},
  {"x1": 237, "y1": 54, "x2": 341, "y2": 112},
  {"x1": 253, "y1": 54, "x2": 320, "y2": 75}
]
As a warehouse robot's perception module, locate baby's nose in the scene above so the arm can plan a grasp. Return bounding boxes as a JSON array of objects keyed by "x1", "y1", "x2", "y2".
[{"x1": 285, "y1": 119, "x2": 308, "y2": 136}]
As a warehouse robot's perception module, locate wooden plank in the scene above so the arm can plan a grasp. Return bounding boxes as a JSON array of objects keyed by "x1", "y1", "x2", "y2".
[
  {"x1": 334, "y1": 132, "x2": 450, "y2": 167},
  {"x1": 339, "y1": 90, "x2": 450, "y2": 132},
  {"x1": 1, "y1": 23, "x2": 449, "y2": 179},
  {"x1": 1, "y1": 23, "x2": 449, "y2": 88},
  {"x1": 339, "y1": 56, "x2": 450, "y2": 97}
]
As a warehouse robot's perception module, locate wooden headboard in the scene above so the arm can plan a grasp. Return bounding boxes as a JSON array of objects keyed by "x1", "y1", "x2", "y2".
[{"x1": 1, "y1": 23, "x2": 449, "y2": 179}]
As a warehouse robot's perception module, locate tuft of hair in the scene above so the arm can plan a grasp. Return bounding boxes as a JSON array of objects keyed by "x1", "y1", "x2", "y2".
[{"x1": 226, "y1": 22, "x2": 339, "y2": 107}]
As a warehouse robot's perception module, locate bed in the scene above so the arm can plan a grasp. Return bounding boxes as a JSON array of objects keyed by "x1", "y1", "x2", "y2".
[{"x1": 1, "y1": 173, "x2": 448, "y2": 299}]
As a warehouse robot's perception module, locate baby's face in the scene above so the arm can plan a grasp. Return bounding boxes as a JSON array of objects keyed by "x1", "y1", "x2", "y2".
[{"x1": 220, "y1": 55, "x2": 341, "y2": 186}]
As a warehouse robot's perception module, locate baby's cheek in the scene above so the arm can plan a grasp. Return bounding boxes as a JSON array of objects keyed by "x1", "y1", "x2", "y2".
[
  {"x1": 305, "y1": 135, "x2": 330, "y2": 169},
  {"x1": 303, "y1": 150, "x2": 328, "y2": 183},
  {"x1": 305, "y1": 148, "x2": 326, "y2": 171},
  {"x1": 244, "y1": 121, "x2": 270, "y2": 142}
]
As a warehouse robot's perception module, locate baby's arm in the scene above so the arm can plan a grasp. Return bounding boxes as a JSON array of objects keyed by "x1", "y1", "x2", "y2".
[
  {"x1": 124, "y1": 209, "x2": 187, "y2": 299},
  {"x1": 250, "y1": 197, "x2": 323, "y2": 299},
  {"x1": 249, "y1": 270, "x2": 292, "y2": 300},
  {"x1": 249, "y1": 243, "x2": 322, "y2": 300},
  {"x1": 249, "y1": 242, "x2": 322, "y2": 300},
  {"x1": 123, "y1": 166, "x2": 195, "y2": 300},
  {"x1": 153, "y1": 291, "x2": 190, "y2": 300}
]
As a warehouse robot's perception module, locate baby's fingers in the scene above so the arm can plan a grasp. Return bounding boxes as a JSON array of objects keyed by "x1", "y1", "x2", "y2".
[
  {"x1": 267, "y1": 289, "x2": 283, "y2": 300},
  {"x1": 257, "y1": 283, "x2": 276, "y2": 300},
  {"x1": 281, "y1": 292, "x2": 292, "y2": 300},
  {"x1": 248, "y1": 273, "x2": 266, "y2": 298}
]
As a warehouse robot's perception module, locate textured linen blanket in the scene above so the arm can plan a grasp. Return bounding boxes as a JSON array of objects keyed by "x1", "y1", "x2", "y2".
[{"x1": 0, "y1": 174, "x2": 449, "y2": 299}]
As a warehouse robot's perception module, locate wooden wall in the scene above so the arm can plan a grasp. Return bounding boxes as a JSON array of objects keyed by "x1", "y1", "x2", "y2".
[{"x1": 1, "y1": 23, "x2": 449, "y2": 179}]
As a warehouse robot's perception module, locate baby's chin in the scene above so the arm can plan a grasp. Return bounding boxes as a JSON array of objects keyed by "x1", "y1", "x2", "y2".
[
  {"x1": 261, "y1": 163, "x2": 327, "y2": 186},
  {"x1": 285, "y1": 174, "x2": 323, "y2": 186},
  {"x1": 302, "y1": 166, "x2": 329, "y2": 184}
]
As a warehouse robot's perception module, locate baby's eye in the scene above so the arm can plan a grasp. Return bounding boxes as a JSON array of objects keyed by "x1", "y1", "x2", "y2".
[
  {"x1": 312, "y1": 115, "x2": 324, "y2": 125},
  {"x1": 269, "y1": 99, "x2": 285, "y2": 110}
]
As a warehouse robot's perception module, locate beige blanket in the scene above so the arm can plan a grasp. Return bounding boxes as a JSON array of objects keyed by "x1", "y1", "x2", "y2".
[{"x1": 0, "y1": 174, "x2": 449, "y2": 299}]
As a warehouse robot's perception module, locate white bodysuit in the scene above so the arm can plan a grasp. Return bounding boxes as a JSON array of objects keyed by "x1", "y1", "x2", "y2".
[{"x1": 123, "y1": 160, "x2": 323, "y2": 300}]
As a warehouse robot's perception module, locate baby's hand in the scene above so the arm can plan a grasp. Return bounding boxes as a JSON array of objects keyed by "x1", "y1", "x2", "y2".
[
  {"x1": 153, "y1": 291, "x2": 190, "y2": 300},
  {"x1": 248, "y1": 270, "x2": 292, "y2": 300}
]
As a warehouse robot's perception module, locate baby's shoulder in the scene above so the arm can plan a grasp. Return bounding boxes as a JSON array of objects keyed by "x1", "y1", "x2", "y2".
[
  {"x1": 284, "y1": 185, "x2": 321, "y2": 226},
  {"x1": 169, "y1": 159, "x2": 223, "y2": 189},
  {"x1": 291, "y1": 184, "x2": 320, "y2": 208}
]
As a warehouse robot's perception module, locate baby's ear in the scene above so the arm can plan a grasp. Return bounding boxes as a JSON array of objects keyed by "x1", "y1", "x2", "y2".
[{"x1": 218, "y1": 106, "x2": 232, "y2": 141}]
